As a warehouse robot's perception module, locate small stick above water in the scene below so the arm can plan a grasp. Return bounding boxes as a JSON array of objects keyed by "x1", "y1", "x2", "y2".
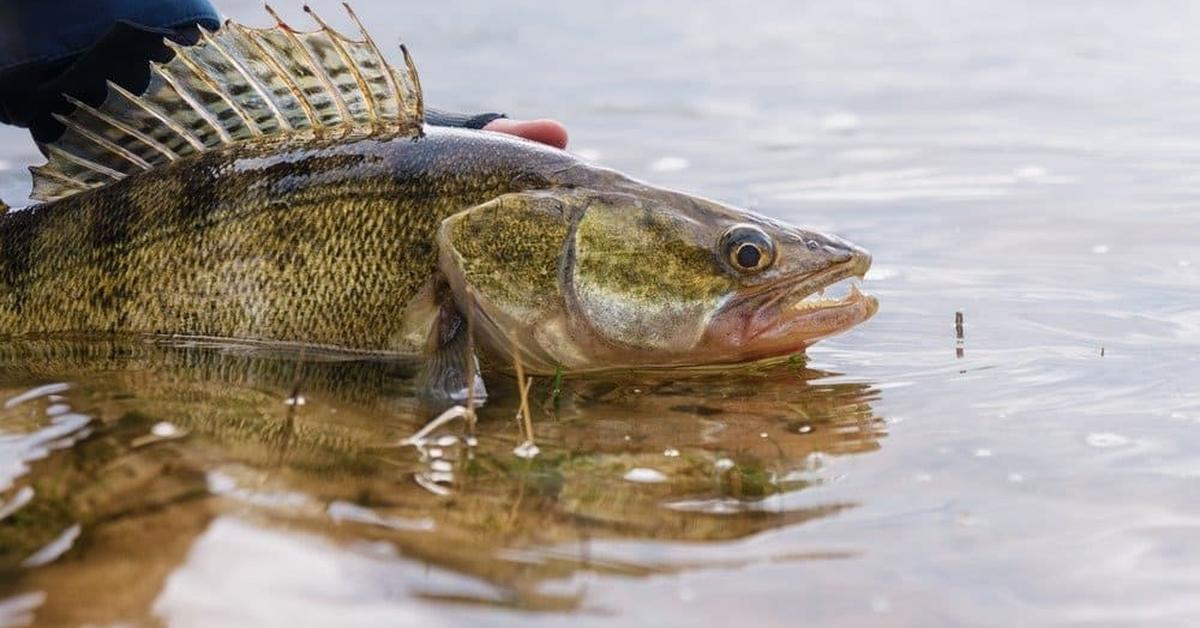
[{"x1": 955, "y1": 311, "x2": 965, "y2": 359}]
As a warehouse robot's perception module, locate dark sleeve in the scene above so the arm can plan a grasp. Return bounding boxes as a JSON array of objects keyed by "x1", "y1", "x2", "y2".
[
  {"x1": 0, "y1": 0, "x2": 507, "y2": 140},
  {"x1": 0, "y1": 0, "x2": 219, "y2": 141},
  {"x1": 425, "y1": 108, "x2": 507, "y2": 130}
]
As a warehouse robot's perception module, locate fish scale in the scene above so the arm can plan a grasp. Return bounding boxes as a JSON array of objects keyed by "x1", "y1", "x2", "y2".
[{"x1": 2, "y1": 129, "x2": 578, "y2": 351}]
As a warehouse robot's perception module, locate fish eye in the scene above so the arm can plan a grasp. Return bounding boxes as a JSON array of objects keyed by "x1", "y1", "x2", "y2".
[{"x1": 721, "y1": 224, "x2": 775, "y2": 273}]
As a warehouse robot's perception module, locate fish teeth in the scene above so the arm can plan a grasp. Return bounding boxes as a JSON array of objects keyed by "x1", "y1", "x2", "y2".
[{"x1": 792, "y1": 278, "x2": 862, "y2": 311}]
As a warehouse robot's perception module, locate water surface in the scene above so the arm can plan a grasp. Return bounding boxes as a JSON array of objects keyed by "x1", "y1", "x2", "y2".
[{"x1": 1, "y1": 1, "x2": 1198, "y2": 626}]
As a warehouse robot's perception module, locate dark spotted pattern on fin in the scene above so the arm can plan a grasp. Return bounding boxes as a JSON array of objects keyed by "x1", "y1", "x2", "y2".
[{"x1": 29, "y1": 3, "x2": 425, "y2": 202}]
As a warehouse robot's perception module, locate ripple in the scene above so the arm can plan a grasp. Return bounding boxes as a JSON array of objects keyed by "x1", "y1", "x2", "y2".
[{"x1": 1086, "y1": 432, "x2": 1131, "y2": 448}]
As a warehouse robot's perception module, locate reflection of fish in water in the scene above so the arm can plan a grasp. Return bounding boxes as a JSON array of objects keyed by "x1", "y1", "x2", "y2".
[
  {"x1": 0, "y1": 6, "x2": 875, "y2": 398},
  {"x1": 0, "y1": 339, "x2": 883, "y2": 619}
]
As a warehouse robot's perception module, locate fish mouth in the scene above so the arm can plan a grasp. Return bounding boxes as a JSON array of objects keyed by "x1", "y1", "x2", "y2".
[
  {"x1": 703, "y1": 257, "x2": 878, "y2": 361},
  {"x1": 754, "y1": 273, "x2": 876, "y2": 340}
]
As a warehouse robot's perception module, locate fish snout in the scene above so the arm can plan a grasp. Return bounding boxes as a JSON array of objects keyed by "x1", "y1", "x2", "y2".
[{"x1": 793, "y1": 230, "x2": 871, "y2": 276}]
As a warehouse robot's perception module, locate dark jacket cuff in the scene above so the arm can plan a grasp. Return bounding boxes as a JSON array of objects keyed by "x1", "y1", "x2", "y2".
[{"x1": 425, "y1": 108, "x2": 506, "y2": 130}]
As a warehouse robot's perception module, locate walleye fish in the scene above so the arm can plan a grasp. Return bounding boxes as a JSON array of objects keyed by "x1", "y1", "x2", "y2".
[{"x1": 1, "y1": 6, "x2": 876, "y2": 394}]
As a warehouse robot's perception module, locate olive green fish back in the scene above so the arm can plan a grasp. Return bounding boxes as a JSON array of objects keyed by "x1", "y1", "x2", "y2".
[{"x1": 29, "y1": 4, "x2": 425, "y2": 202}]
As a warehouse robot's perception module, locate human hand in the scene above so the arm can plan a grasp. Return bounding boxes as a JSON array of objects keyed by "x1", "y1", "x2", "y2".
[{"x1": 482, "y1": 118, "x2": 569, "y2": 150}]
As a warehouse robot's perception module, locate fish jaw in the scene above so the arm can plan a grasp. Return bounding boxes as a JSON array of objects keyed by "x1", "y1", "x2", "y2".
[{"x1": 699, "y1": 252, "x2": 877, "y2": 362}]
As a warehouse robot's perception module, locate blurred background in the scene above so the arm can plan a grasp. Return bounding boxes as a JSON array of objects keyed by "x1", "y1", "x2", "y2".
[{"x1": 1, "y1": 1, "x2": 1199, "y2": 626}]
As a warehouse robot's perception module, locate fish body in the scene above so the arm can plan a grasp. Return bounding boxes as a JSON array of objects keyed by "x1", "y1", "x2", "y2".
[
  {"x1": 2, "y1": 8, "x2": 876, "y2": 381},
  {"x1": 1, "y1": 127, "x2": 578, "y2": 352}
]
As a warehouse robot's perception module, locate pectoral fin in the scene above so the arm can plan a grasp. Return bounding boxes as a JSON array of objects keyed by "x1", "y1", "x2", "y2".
[{"x1": 416, "y1": 285, "x2": 486, "y2": 405}]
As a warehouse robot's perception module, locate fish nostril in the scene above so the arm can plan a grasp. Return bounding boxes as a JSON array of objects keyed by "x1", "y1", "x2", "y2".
[
  {"x1": 809, "y1": 232, "x2": 861, "y2": 263},
  {"x1": 821, "y1": 244, "x2": 853, "y2": 262}
]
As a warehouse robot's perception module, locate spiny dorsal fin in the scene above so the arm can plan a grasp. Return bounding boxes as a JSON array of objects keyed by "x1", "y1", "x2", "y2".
[{"x1": 30, "y1": 3, "x2": 424, "y2": 202}]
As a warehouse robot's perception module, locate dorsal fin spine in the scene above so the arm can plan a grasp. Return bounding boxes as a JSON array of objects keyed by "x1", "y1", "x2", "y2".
[
  {"x1": 199, "y1": 26, "x2": 291, "y2": 133},
  {"x1": 108, "y1": 79, "x2": 206, "y2": 152},
  {"x1": 232, "y1": 22, "x2": 320, "y2": 129},
  {"x1": 30, "y1": 5, "x2": 426, "y2": 202},
  {"x1": 170, "y1": 41, "x2": 262, "y2": 138},
  {"x1": 62, "y1": 94, "x2": 179, "y2": 161},
  {"x1": 267, "y1": 6, "x2": 352, "y2": 127},
  {"x1": 45, "y1": 145, "x2": 124, "y2": 181},
  {"x1": 400, "y1": 44, "x2": 425, "y2": 125},
  {"x1": 260, "y1": 4, "x2": 345, "y2": 127},
  {"x1": 150, "y1": 63, "x2": 234, "y2": 145},
  {"x1": 52, "y1": 113, "x2": 153, "y2": 170},
  {"x1": 305, "y1": 5, "x2": 376, "y2": 127},
  {"x1": 29, "y1": 164, "x2": 92, "y2": 192},
  {"x1": 290, "y1": 33, "x2": 352, "y2": 126},
  {"x1": 343, "y1": 2, "x2": 399, "y2": 127}
]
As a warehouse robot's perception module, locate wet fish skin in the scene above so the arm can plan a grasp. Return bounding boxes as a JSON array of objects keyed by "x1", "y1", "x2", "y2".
[
  {"x1": 4, "y1": 7, "x2": 876, "y2": 379},
  {"x1": 438, "y1": 183, "x2": 875, "y2": 373},
  {"x1": 0, "y1": 127, "x2": 874, "y2": 377},
  {"x1": 0, "y1": 127, "x2": 587, "y2": 352}
]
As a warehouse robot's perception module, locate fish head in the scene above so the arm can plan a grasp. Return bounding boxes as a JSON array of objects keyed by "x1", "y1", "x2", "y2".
[{"x1": 437, "y1": 186, "x2": 876, "y2": 373}]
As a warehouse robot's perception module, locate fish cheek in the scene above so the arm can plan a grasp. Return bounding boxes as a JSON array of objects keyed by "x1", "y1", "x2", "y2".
[
  {"x1": 436, "y1": 194, "x2": 575, "y2": 369},
  {"x1": 569, "y1": 205, "x2": 734, "y2": 359}
]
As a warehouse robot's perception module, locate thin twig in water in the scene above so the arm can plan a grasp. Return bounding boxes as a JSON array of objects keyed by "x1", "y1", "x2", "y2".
[
  {"x1": 549, "y1": 365, "x2": 564, "y2": 412},
  {"x1": 520, "y1": 377, "x2": 534, "y2": 442},
  {"x1": 400, "y1": 405, "x2": 468, "y2": 446},
  {"x1": 508, "y1": 330, "x2": 537, "y2": 451},
  {"x1": 278, "y1": 347, "x2": 308, "y2": 461},
  {"x1": 464, "y1": 286, "x2": 478, "y2": 439}
]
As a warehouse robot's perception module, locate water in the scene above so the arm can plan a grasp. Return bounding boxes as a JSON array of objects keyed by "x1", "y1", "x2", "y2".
[{"x1": 1, "y1": 1, "x2": 1198, "y2": 625}]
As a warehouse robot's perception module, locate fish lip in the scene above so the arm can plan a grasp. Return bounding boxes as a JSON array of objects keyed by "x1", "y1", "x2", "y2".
[
  {"x1": 724, "y1": 253, "x2": 871, "y2": 316},
  {"x1": 753, "y1": 278, "x2": 876, "y2": 340},
  {"x1": 706, "y1": 253, "x2": 876, "y2": 354}
]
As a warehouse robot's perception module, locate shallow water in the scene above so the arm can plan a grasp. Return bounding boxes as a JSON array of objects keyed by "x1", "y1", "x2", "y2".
[{"x1": 1, "y1": 1, "x2": 1198, "y2": 626}]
